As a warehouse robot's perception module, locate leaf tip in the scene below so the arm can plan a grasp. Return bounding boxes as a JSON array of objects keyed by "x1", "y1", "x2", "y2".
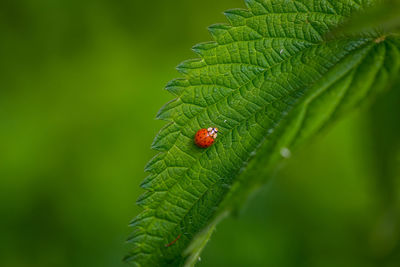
[
  {"x1": 208, "y1": 23, "x2": 232, "y2": 42},
  {"x1": 165, "y1": 78, "x2": 187, "y2": 96},
  {"x1": 176, "y1": 58, "x2": 206, "y2": 74},
  {"x1": 192, "y1": 41, "x2": 218, "y2": 56},
  {"x1": 224, "y1": 8, "x2": 251, "y2": 25},
  {"x1": 155, "y1": 99, "x2": 180, "y2": 121}
]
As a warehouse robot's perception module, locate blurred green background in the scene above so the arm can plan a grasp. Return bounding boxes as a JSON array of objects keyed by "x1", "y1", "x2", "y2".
[{"x1": 0, "y1": 1, "x2": 399, "y2": 267}]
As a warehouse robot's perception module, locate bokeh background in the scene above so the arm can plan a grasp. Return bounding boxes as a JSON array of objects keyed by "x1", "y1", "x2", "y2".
[{"x1": 0, "y1": 1, "x2": 399, "y2": 267}]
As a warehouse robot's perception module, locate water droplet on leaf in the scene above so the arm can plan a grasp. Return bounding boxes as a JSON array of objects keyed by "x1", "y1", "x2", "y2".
[{"x1": 280, "y1": 147, "x2": 291, "y2": 158}]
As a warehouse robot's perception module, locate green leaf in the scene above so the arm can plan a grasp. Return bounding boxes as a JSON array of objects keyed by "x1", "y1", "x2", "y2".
[
  {"x1": 331, "y1": 0, "x2": 400, "y2": 37},
  {"x1": 126, "y1": 1, "x2": 400, "y2": 266}
]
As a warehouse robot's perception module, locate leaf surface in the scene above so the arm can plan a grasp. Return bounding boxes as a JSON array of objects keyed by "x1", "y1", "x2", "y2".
[
  {"x1": 332, "y1": 0, "x2": 400, "y2": 37},
  {"x1": 126, "y1": 1, "x2": 400, "y2": 266}
]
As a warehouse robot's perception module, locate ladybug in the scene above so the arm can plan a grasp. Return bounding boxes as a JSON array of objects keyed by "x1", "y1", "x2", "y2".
[{"x1": 194, "y1": 127, "x2": 218, "y2": 148}]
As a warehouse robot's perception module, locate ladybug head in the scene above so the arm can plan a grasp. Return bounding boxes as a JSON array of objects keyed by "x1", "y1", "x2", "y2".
[{"x1": 207, "y1": 127, "x2": 218, "y2": 139}]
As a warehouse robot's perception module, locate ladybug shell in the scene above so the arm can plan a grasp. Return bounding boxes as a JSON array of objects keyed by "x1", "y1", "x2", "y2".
[{"x1": 194, "y1": 128, "x2": 215, "y2": 148}]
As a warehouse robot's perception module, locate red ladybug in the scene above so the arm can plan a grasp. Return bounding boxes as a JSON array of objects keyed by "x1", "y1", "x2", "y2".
[{"x1": 194, "y1": 127, "x2": 218, "y2": 148}]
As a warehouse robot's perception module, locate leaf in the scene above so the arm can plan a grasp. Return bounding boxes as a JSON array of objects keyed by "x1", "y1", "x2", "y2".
[
  {"x1": 126, "y1": 0, "x2": 400, "y2": 266},
  {"x1": 331, "y1": 0, "x2": 400, "y2": 38}
]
